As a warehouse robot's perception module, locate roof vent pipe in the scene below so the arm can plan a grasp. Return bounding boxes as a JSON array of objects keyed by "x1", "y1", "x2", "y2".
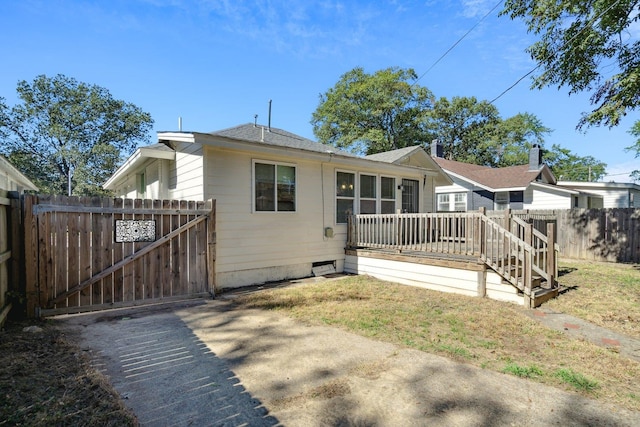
[
  {"x1": 178, "y1": 116, "x2": 182, "y2": 132},
  {"x1": 254, "y1": 114, "x2": 258, "y2": 127},
  {"x1": 268, "y1": 99, "x2": 272, "y2": 131}
]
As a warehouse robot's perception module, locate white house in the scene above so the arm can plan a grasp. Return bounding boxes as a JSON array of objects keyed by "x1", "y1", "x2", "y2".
[
  {"x1": 0, "y1": 155, "x2": 38, "y2": 194},
  {"x1": 104, "y1": 123, "x2": 452, "y2": 290},
  {"x1": 557, "y1": 181, "x2": 640, "y2": 208},
  {"x1": 430, "y1": 141, "x2": 603, "y2": 211}
]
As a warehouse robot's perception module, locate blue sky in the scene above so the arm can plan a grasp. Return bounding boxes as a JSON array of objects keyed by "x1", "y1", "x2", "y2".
[{"x1": 2, "y1": 0, "x2": 638, "y2": 181}]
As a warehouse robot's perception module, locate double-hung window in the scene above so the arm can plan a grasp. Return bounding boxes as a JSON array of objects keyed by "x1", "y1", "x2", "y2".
[
  {"x1": 336, "y1": 171, "x2": 355, "y2": 223},
  {"x1": 336, "y1": 173, "x2": 398, "y2": 223},
  {"x1": 254, "y1": 161, "x2": 296, "y2": 212},
  {"x1": 380, "y1": 177, "x2": 396, "y2": 214},
  {"x1": 359, "y1": 174, "x2": 376, "y2": 214}
]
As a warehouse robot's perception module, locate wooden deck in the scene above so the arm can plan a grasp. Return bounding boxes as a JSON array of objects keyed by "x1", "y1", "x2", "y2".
[{"x1": 346, "y1": 210, "x2": 559, "y2": 307}]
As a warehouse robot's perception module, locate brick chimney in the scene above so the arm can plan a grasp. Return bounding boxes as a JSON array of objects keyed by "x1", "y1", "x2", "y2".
[
  {"x1": 431, "y1": 139, "x2": 443, "y2": 158},
  {"x1": 529, "y1": 144, "x2": 542, "y2": 170}
]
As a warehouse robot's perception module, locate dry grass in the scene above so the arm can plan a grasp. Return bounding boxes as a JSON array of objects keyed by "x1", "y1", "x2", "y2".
[
  {"x1": 0, "y1": 319, "x2": 138, "y2": 426},
  {"x1": 549, "y1": 259, "x2": 640, "y2": 338},
  {"x1": 235, "y1": 268, "x2": 640, "y2": 411}
]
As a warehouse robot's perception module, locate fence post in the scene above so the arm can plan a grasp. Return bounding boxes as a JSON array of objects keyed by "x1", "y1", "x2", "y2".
[
  {"x1": 23, "y1": 195, "x2": 40, "y2": 317},
  {"x1": 546, "y1": 223, "x2": 556, "y2": 289},
  {"x1": 206, "y1": 199, "x2": 216, "y2": 296}
]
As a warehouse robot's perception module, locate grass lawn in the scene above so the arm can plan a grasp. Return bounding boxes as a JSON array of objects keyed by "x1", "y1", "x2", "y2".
[{"x1": 234, "y1": 259, "x2": 640, "y2": 411}]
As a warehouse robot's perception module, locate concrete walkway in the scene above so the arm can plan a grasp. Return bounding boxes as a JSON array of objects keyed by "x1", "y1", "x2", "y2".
[
  {"x1": 524, "y1": 307, "x2": 640, "y2": 363},
  {"x1": 58, "y1": 297, "x2": 640, "y2": 427}
]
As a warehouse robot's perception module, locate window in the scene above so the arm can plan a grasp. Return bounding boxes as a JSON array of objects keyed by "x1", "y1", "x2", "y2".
[
  {"x1": 494, "y1": 191, "x2": 509, "y2": 210},
  {"x1": 254, "y1": 161, "x2": 296, "y2": 212},
  {"x1": 360, "y1": 174, "x2": 376, "y2": 214},
  {"x1": 437, "y1": 192, "x2": 466, "y2": 212},
  {"x1": 437, "y1": 194, "x2": 450, "y2": 212},
  {"x1": 454, "y1": 193, "x2": 467, "y2": 211},
  {"x1": 381, "y1": 177, "x2": 396, "y2": 214},
  {"x1": 137, "y1": 172, "x2": 146, "y2": 198},
  {"x1": 336, "y1": 171, "x2": 355, "y2": 223}
]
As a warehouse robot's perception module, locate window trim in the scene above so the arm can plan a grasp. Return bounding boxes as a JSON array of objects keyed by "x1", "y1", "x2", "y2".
[
  {"x1": 252, "y1": 159, "x2": 297, "y2": 213},
  {"x1": 336, "y1": 170, "x2": 355, "y2": 224},
  {"x1": 336, "y1": 172, "x2": 401, "y2": 223}
]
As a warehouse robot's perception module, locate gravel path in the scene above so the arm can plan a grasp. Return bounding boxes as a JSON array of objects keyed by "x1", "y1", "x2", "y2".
[{"x1": 58, "y1": 299, "x2": 640, "y2": 427}]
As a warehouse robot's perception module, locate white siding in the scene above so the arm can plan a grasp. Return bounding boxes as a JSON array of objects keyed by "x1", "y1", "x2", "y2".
[
  {"x1": 205, "y1": 148, "x2": 345, "y2": 288},
  {"x1": 344, "y1": 254, "x2": 523, "y2": 305},
  {"x1": 524, "y1": 187, "x2": 572, "y2": 210},
  {"x1": 578, "y1": 188, "x2": 634, "y2": 208},
  {"x1": 168, "y1": 142, "x2": 205, "y2": 201},
  {"x1": 205, "y1": 147, "x2": 429, "y2": 289}
]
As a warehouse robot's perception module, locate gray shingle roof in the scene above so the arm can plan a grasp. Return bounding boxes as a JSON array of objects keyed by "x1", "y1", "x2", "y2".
[{"x1": 209, "y1": 123, "x2": 357, "y2": 157}]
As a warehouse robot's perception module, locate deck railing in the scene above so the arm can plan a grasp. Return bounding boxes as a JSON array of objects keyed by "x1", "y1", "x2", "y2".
[{"x1": 347, "y1": 209, "x2": 558, "y2": 296}]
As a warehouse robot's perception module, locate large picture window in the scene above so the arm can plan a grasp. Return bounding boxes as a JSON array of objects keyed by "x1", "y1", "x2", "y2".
[{"x1": 254, "y1": 161, "x2": 296, "y2": 212}]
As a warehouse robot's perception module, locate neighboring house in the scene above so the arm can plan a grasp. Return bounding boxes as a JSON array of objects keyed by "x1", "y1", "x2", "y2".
[
  {"x1": 430, "y1": 141, "x2": 603, "y2": 211},
  {"x1": 0, "y1": 155, "x2": 38, "y2": 194},
  {"x1": 104, "y1": 123, "x2": 451, "y2": 289},
  {"x1": 557, "y1": 181, "x2": 640, "y2": 208}
]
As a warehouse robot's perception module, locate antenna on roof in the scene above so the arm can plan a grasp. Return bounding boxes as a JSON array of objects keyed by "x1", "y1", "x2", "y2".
[
  {"x1": 254, "y1": 114, "x2": 258, "y2": 127},
  {"x1": 268, "y1": 99, "x2": 272, "y2": 132}
]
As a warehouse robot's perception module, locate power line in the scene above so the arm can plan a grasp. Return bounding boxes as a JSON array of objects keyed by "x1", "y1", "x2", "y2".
[
  {"x1": 489, "y1": 0, "x2": 624, "y2": 104},
  {"x1": 413, "y1": 0, "x2": 504, "y2": 86}
]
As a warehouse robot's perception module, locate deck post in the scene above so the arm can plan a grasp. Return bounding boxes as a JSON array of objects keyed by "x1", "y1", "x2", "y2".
[
  {"x1": 546, "y1": 223, "x2": 556, "y2": 289},
  {"x1": 504, "y1": 208, "x2": 511, "y2": 233},
  {"x1": 477, "y1": 267, "x2": 487, "y2": 297}
]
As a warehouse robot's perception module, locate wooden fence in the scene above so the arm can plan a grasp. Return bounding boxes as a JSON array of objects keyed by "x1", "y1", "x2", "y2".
[
  {"x1": 23, "y1": 195, "x2": 216, "y2": 317},
  {"x1": 493, "y1": 209, "x2": 640, "y2": 263},
  {"x1": 0, "y1": 192, "x2": 14, "y2": 325}
]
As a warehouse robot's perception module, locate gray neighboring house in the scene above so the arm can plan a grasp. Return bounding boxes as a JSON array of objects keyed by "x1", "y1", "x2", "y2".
[{"x1": 429, "y1": 141, "x2": 603, "y2": 211}]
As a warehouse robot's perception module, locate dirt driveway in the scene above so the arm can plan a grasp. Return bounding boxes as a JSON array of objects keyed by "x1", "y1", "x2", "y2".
[{"x1": 58, "y1": 298, "x2": 640, "y2": 427}]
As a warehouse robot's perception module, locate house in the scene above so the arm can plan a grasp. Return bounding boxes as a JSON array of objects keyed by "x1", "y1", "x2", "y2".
[
  {"x1": 430, "y1": 141, "x2": 603, "y2": 211},
  {"x1": 557, "y1": 181, "x2": 640, "y2": 208},
  {"x1": 0, "y1": 155, "x2": 38, "y2": 194},
  {"x1": 104, "y1": 123, "x2": 452, "y2": 290}
]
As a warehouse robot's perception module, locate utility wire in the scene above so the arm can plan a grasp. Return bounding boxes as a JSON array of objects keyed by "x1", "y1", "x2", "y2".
[
  {"x1": 413, "y1": 0, "x2": 504, "y2": 86},
  {"x1": 489, "y1": 0, "x2": 624, "y2": 104}
]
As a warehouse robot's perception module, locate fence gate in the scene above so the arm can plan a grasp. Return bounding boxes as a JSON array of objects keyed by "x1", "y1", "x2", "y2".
[{"x1": 23, "y1": 195, "x2": 216, "y2": 317}]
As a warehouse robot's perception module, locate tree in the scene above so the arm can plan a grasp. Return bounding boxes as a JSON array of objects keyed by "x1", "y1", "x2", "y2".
[
  {"x1": 424, "y1": 96, "x2": 501, "y2": 165},
  {"x1": 491, "y1": 112, "x2": 552, "y2": 167},
  {"x1": 0, "y1": 74, "x2": 153, "y2": 196},
  {"x1": 311, "y1": 67, "x2": 434, "y2": 154},
  {"x1": 501, "y1": 0, "x2": 640, "y2": 129},
  {"x1": 627, "y1": 121, "x2": 640, "y2": 181},
  {"x1": 543, "y1": 144, "x2": 607, "y2": 181}
]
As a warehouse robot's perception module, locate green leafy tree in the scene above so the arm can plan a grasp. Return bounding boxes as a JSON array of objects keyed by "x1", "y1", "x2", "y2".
[
  {"x1": 627, "y1": 122, "x2": 640, "y2": 181},
  {"x1": 501, "y1": 0, "x2": 640, "y2": 129},
  {"x1": 0, "y1": 74, "x2": 153, "y2": 196},
  {"x1": 491, "y1": 112, "x2": 552, "y2": 167},
  {"x1": 311, "y1": 67, "x2": 435, "y2": 154},
  {"x1": 544, "y1": 144, "x2": 607, "y2": 181},
  {"x1": 425, "y1": 96, "x2": 501, "y2": 165}
]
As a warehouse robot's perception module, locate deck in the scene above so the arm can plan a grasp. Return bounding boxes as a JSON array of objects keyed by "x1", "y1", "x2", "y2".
[{"x1": 345, "y1": 209, "x2": 560, "y2": 307}]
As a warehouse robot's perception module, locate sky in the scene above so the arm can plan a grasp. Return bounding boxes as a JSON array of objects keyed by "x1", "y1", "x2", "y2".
[{"x1": 1, "y1": 0, "x2": 639, "y2": 182}]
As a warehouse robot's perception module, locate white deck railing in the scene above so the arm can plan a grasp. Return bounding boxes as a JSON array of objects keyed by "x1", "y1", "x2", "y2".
[{"x1": 347, "y1": 209, "x2": 558, "y2": 295}]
